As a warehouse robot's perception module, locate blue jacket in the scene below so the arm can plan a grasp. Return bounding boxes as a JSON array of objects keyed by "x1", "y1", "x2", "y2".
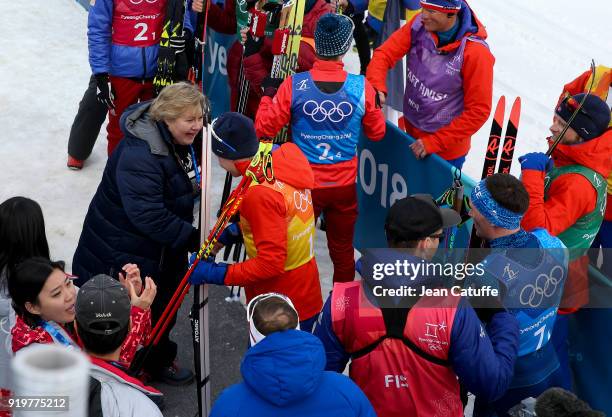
[
  {"x1": 88, "y1": 0, "x2": 195, "y2": 78},
  {"x1": 210, "y1": 330, "x2": 376, "y2": 417},
  {"x1": 313, "y1": 249, "x2": 519, "y2": 403},
  {"x1": 72, "y1": 101, "x2": 197, "y2": 285}
]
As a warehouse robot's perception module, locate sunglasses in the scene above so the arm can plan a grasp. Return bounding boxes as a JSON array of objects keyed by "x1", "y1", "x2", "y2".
[
  {"x1": 211, "y1": 119, "x2": 238, "y2": 153},
  {"x1": 560, "y1": 94, "x2": 592, "y2": 120}
]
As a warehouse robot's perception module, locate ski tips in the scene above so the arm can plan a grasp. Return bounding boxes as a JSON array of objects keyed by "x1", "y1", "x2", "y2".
[
  {"x1": 509, "y1": 96, "x2": 521, "y2": 126},
  {"x1": 493, "y1": 95, "x2": 506, "y2": 123}
]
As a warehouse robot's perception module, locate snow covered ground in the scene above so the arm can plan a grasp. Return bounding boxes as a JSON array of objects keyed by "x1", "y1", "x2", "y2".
[{"x1": 1, "y1": 0, "x2": 611, "y2": 317}]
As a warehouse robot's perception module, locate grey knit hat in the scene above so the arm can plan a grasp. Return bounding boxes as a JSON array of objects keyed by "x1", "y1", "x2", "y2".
[{"x1": 314, "y1": 13, "x2": 355, "y2": 58}]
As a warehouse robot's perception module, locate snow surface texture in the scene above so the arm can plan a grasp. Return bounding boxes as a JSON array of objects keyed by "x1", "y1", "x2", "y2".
[{"x1": 1, "y1": 0, "x2": 611, "y2": 297}]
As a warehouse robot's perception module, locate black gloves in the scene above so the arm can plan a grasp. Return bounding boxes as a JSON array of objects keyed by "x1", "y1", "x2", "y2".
[
  {"x1": 94, "y1": 73, "x2": 115, "y2": 110},
  {"x1": 263, "y1": 2, "x2": 283, "y2": 27},
  {"x1": 243, "y1": 32, "x2": 265, "y2": 57},
  {"x1": 169, "y1": 29, "x2": 190, "y2": 55},
  {"x1": 188, "y1": 227, "x2": 202, "y2": 252},
  {"x1": 261, "y1": 76, "x2": 283, "y2": 97}
]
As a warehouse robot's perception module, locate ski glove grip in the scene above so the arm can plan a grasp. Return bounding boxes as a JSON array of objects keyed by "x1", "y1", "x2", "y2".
[
  {"x1": 189, "y1": 260, "x2": 228, "y2": 286},
  {"x1": 518, "y1": 152, "x2": 553, "y2": 172},
  {"x1": 95, "y1": 73, "x2": 115, "y2": 110},
  {"x1": 218, "y1": 222, "x2": 243, "y2": 246}
]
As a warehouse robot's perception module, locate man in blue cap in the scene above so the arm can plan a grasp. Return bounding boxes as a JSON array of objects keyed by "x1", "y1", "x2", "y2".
[{"x1": 255, "y1": 13, "x2": 386, "y2": 284}]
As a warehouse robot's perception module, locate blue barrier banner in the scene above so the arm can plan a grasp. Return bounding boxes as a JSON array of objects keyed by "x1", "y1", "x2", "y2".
[
  {"x1": 203, "y1": 29, "x2": 235, "y2": 118},
  {"x1": 355, "y1": 122, "x2": 475, "y2": 249}
]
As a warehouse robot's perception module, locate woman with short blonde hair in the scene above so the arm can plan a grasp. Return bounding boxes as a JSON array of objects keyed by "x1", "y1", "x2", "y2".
[
  {"x1": 72, "y1": 82, "x2": 207, "y2": 385},
  {"x1": 149, "y1": 82, "x2": 206, "y2": 122}
]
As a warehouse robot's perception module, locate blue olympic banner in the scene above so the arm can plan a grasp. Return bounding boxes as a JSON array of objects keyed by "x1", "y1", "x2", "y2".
[
  {"x1": 203, "y1": 29, "x2": 235, "y2": 118},
  {"x1": 354, "y1": 122, "x2": 475, "y2": 249}
]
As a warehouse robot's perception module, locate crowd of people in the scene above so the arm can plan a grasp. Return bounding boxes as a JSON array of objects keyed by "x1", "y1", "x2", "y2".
[{"x1": 2, "y1": 0, "x2": 611, "y2": 416}]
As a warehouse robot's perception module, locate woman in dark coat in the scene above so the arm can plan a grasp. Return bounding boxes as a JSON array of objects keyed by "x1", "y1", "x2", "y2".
[{"x1": 72, "y1": 82, "x2": 205, "y2": 384}]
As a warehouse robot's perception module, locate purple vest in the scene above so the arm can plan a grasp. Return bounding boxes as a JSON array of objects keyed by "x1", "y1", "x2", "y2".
[{"x1": 403, "y1": 16, "x2": 488, "y2": 133}]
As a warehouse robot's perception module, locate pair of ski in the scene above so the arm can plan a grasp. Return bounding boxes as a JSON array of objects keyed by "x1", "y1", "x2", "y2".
[{"x1": 467, "y1": 95, "x2": 521, "y2": 249}]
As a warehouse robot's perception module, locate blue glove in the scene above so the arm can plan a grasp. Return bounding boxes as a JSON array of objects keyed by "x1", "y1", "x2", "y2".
[
  {"x1": 218, "y1": 223, "x2": 242, "y2": 247},
  {"x1": 518, "y1": 152, "x2": 553, "y2": 172},
  {"x1": 189, "y1": 259, "x2": 228, "y2": 286}
]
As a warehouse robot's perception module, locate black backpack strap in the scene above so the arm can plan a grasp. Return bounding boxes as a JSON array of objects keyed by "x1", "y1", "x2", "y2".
[
  {"x1": 87, "y1": 377, "x2": 104, "y2": 417},
  {"x1": 351, "y1": 307, "x2": 451, "y2": 367}
]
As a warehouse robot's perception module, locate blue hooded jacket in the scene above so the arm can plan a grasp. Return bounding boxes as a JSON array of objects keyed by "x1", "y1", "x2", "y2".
[{"x1": 210, "y1": 330, "x2": 376, "y2": 417}]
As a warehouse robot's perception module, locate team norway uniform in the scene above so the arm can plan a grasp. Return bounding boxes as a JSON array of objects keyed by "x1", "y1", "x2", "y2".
[
  {"x1": 560, "y1": 65, "x2": 612, "y2": 275},
  {"x1": 522, "y1": 135, "x2": 612, "y2": 310},
  {"x1": 256, "y1": 59, "x2": 385, "y2": 283},
  {"x1": 224, "y1": 143, "x2": 323, "y2": 323}
]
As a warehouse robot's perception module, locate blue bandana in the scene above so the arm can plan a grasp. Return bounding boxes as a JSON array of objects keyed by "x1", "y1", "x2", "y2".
[{"x1": 470, "y1": 180, "x2": 522, "y2": 230}]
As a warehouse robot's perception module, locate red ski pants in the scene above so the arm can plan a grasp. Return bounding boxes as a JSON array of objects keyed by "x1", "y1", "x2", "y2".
[
  {"x1": 312, "y1": 184, "x2": 358, "y2": 283},
  {"x1": 107, "y1": 76, "x2": 154, "y2": 156}
]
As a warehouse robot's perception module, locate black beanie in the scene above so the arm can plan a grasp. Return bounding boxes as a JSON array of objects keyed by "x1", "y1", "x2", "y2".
[
  {"x1": 211, "y1": 112, "x2": 259, "y2": 160},
  {"x1": 556, "y1": 94, "x2": 611, "y2": 141}
]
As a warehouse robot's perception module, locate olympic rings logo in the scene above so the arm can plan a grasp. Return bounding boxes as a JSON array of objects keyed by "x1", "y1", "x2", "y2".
[
  {"x1": 519, "y1": 265, "x2": 564, "y2": 308},
  {"x1": 130, "y1": 0, "x2": 158, "y2": 4},
  {"x1": 302, "y1": 100, "x2": 353, "y2": 123},
  {"x1": 293, "y1": 190, "x2": 312, "y2": 213}
]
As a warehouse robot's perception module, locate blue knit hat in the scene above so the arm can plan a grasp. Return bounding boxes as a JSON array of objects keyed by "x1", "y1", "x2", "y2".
[
  {"x1": 555, "y1": 94, "x2": 611, "y2": 141},
  {"x1": 211, "y1": 112, "x2": 259, "y2": 160},
  {"x1": 314, "y1": 13, "x2": 354, "y2": 58},
  {"x1": 470, "y1": 180, "x2": 523, "y2": 230},
  {"x1": 420, "y1": 0, "x2": 461, "y2": 13}
]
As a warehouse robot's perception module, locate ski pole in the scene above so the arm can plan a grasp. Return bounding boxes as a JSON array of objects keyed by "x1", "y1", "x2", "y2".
[{"x1": 546, "y1": 59, "x2": 596, "y2": 157}]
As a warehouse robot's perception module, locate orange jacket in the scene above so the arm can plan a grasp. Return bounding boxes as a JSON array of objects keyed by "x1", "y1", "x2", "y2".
[
  {"x1": 224, "y1": 143, "x2": 323, "y2": 320},
  {"x1": 366, "y1": 12, "x2": 494, "y2": 160},
  {"x1": 521, "y1": 131, "x2": 612, "y2": 235},
  {"x1": 558, "y1": 66, "x2": 612, "y2": 220}
]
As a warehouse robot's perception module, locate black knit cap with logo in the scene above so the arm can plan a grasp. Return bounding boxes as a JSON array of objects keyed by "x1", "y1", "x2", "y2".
[{"x1": 75, "y1": 274, "x2": 131, "y2": 336}]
